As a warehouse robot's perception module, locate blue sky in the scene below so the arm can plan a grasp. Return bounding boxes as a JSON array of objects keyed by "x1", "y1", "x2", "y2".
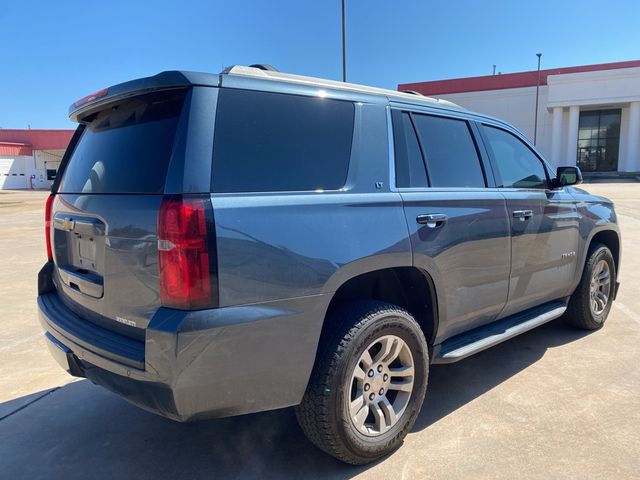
[{"x1": 1, "y1": 0, "x2": 639, "y2": 129}]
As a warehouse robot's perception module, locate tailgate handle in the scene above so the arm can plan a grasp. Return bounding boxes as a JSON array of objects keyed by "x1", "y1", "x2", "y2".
[
  {"x1": 58, "y1": 267, "x2": 104, "y2": 299},
  {"x1": 53, "y1": 214, "x2": 105, "y2": 236}
]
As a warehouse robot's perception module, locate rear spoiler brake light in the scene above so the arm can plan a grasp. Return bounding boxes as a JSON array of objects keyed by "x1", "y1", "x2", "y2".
[{"x1": 72, "y1": 88, "x2": 109, "y2": 109}]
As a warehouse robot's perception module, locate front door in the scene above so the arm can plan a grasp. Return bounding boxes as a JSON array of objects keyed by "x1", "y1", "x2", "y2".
[
  {"x1": 480, "y1": 124, "x2": 581, "y2": 318},
  {"x1": 392, "y1": 109, "x2": 511, "y2": 342},
  {"x1": 577, "y1": 109, "x2": 621, "y2": 172}
]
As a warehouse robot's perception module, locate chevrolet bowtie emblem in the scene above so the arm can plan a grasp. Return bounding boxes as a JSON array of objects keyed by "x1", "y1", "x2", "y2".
[{"x1": 59, "y1": 217, "x2": 75, "y2": 231}]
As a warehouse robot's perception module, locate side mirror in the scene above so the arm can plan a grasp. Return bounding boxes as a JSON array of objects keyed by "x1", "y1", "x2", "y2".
[{"x1": 555, "y1": 166, "x2": 583, "y2": 187}]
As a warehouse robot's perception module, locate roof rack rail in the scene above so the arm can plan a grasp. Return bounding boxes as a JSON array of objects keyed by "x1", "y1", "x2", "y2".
[
  {"x1": 220, "y1": 64, "x2": 280, "y2": 74},
  {"x1": 248, "y1": 64, "x2": 279, "y2": 72},
  {"x1": 401, "y1": 90, "x2": 424, "y2": 96}
]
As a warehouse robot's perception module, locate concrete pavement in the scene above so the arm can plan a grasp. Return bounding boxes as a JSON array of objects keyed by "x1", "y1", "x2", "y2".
[{"x1": 0, "y1": 184, "x2": 639, "y2": 479}]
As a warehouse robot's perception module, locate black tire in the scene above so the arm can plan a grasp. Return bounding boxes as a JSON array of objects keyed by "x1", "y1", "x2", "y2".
[
  {"x1": 564, "y1": 243, "x2": 616, "y2": 330},
  {"x1": 295, "y1": 301, "x2": 429, "y2": 465}
]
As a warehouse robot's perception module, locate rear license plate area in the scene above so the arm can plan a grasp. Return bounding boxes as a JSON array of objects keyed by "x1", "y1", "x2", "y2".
[{"x1": 77, "y1": 235, "x2": 97, "y2": 269}]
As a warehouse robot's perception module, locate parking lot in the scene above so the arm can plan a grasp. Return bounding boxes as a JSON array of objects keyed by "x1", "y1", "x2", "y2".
[{"x1": 1, "y1": 184, "x2": 639, "y2": 479}]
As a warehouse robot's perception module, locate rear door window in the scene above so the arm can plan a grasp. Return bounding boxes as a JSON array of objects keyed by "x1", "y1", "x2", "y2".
[
  {"x1": 411, "y1": 114, "x2": 486, "y2": 188},
  {"x1": 212, "y1": 88, "x2": 354, "y2": 193},
  {"x1": 58, "y1": 90, "x2": 186, "y2": 194}
]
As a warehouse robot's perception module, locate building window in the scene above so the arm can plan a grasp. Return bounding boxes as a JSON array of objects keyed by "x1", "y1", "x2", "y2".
[
  {"x1": 577, "y1": 109, "x2": 621, "y2": 172},
  {"x1": 46, "y1": 169, "x2": 57, "y2": 181}
]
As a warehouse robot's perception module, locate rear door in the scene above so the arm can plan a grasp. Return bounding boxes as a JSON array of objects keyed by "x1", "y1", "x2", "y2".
[
  {"x1": 478, "y1": 123, "x2": 580, "y2": 318},
  {"x1": 392, "y1": 108, "x2": 511, "y2": 342},
  {"x1": 50, "y1": 89, "x2": 191, "y2": 339}
]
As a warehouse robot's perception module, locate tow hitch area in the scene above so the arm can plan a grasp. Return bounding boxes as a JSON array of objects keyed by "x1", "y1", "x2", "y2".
[{"x1": 44, "y1": 333, "x2": 85, "y2": 377}]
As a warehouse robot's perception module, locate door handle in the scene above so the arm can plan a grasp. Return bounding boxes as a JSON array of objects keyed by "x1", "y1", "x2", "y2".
[
  {"x1": 512, "y1": 210, "x2": 534, "y2": 221},
  {"x1": 417, "y1": 213, "x2": 448, "y2": 228}
]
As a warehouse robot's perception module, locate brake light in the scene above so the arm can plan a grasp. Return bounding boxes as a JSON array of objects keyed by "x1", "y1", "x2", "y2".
[
  {"x1": 73, "y1": 88, "x2": 108, "y2": 109},
  {"x1": 45, "y1": 194, "x2": 54, "y2": 261},
  {"x1": 158, "y1": 196, "x2": 214, "y2": 309}
]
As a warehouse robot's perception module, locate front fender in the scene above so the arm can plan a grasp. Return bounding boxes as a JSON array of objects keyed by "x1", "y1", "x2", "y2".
[{"x1": 569, "y1": 188, "x2": 620, "y2": 294}]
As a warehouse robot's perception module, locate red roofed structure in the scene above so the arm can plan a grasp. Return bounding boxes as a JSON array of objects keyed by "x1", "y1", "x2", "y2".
[
  {"x1": 398, "y1": 60, "x2": 640, "y2": 173},
  {"x1": 398, "y1": 60, "x2": 640, "y2": 96},
  {"x1": 0, "y1": 142, "x2": 33, "y2": 157},
  {"x1": 0, "y1": 129, "x2": 75, "y2": 189},
  {"x1": 0, "y1": 129, "x2": 74, "y2": 152}
]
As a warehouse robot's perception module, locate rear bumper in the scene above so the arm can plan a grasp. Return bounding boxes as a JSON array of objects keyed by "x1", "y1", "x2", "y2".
[{"x1": 39, "y1": 290, "x2": 329, "y2": 421}]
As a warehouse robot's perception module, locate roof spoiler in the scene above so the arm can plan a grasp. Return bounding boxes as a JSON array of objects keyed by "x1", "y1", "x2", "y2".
[{"x1": 68, "y1": 71, "x2": 219, "y2": 122}]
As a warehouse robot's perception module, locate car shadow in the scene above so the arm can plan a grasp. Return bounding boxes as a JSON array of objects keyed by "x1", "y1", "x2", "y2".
[
  {"x1": 414, "y1": 318, "x2": 590, "y2": 431},
  {"x1": 0, "y1": 319, "x2": 590, "y2": 480}
]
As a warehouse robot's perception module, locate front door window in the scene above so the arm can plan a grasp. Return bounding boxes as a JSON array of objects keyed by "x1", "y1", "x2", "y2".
[{"x1": 577, "y1": 109, "x2": 621, "y2": 172}]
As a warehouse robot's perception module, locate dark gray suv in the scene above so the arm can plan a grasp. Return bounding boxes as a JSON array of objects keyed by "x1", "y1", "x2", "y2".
[{"x1": 38, "y1": 65, "x2": 621, "y2": 465}]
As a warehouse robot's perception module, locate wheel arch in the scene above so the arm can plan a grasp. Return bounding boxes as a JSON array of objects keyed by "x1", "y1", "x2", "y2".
[
  {"x1": 319, "y1": 266, "x2": 439, "y2": 349},
  {"x1": 589, "y1": 229, "x2": 620, "y2": 274},
  {"x1": 570, "y1": 226, "x2": 621, "y2": 298}
]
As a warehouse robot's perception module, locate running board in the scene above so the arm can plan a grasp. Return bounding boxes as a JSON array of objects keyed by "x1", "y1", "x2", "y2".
[{"x1": 433, "y1": 301, "x2": 567, "y2": 364}]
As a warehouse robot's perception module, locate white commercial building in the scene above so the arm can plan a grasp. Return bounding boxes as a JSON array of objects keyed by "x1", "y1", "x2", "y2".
[
  {"x1": 0, "y1": 129, "x2": 74, "y2": 189},
  {"x1": 399, "y1": 60, "x2": 640, "y2": 173}
]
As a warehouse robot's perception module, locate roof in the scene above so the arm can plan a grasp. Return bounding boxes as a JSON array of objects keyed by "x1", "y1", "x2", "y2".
[
  {"x1": 398, "y1": 59, "x2": 640, "y2": 96},
  {"x1": 0, "y1": 129, "x2": 74, "y2": 156},
  {"x1": 222, "y1": 65, "x2": 463, "y2": 109},
  {"x1": 71, "y1": 66, "x2": 465, "y2": 122}
]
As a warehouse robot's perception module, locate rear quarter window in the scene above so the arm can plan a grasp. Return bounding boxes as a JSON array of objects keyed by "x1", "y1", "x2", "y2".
[
  {"x1": 212, "y1": 88, "x2": 355, "y2": 193},
  {"x1": 58, "y1": 90, "x2": 186, "y2": 194}
]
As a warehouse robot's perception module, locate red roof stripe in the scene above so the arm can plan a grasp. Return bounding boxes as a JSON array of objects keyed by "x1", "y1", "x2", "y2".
[
  {"x1": 398, "y1": 60, "x2": 640, "y2": 96},
  {"x1": 0, "y1": 142, "x2": 33, "y2": 156},
  {"x1": 0, "y1": 129, "x2": 74, "y2": 151}
]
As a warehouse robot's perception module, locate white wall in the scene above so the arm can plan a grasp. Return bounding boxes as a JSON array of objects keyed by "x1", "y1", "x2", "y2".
[
  {"x1": 34, "y1": 150, "x2": 63, "y2": 189},
  {"x1": 547, "y1": 67, "x2": 640, "y2": 108},
  {"x1": 0, "y1": 156, "x2": 30, "y2": 189},
  {"x1": 0, "y1": 150, "x2": 64, "y2": 190}
]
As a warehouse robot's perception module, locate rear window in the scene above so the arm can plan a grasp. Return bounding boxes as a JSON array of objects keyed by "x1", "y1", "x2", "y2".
[
  {"x1": 212, "y1": 88, "x2": 354, "y2": 193},
  {"x1": 58, "y1": 90, "x2": 186, "y2": 194}
]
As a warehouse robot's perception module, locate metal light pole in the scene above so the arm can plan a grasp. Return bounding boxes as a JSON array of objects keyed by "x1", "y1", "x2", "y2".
[
  {"x1": 341, "y1": 0, "x2": 347, "y2": 82},
  {"x1": 533, "y1": 52, "x2": 542, "y2": 145}
]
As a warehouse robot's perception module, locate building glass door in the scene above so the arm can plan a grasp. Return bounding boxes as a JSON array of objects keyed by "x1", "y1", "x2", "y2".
[{"x1": 577, "y1": 109, "x2": 621, "y2": 172}]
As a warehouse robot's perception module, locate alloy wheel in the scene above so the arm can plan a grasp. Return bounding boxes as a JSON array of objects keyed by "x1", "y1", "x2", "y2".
[
  {"x1": 589, "y1": 259, "x2": 611, "y2": 316},
  {"x1": 347, "y1": 335, "x2": 414, "y2": 436}
]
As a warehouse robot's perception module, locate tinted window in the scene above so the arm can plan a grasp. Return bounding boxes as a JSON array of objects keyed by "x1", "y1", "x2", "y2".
[
  {"x1": 59, "y1": 90, "x2": 185, "y2": 194},
  {"x1": 412, "y1": 114, "x2": 485, "y2": 188},
  {"x1": 212, "y1": 89, "x2": 354, "y2": 193},
  {"x1": 393, "y1": 111, "x2": 428, "y2": 188},
  {"x1": 483, "y1": 125, "x2": 547, "y2": 189}
]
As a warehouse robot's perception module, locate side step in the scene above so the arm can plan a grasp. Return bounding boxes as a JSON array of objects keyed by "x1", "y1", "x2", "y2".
[{"x1": 433, "y1": 301, "x2": 567, "y2": 364}]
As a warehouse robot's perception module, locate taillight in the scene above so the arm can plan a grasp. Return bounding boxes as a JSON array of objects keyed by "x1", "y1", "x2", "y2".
[
  {"x1": 157, "y1": 195, "x2": 215, "y2": 309},
  {"x1": 45, "y1": 194, "x2": 54, "y2": 261}
]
